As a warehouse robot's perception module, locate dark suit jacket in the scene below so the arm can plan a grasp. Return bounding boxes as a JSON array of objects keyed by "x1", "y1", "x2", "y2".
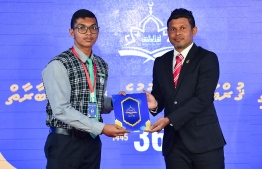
[{"x1": 151, "y1": 44, "x2": 226, "y2": 156}]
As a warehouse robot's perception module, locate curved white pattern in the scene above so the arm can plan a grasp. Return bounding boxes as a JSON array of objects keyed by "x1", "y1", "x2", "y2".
[
  {"x1": 118, "y1": 47, "x2": 173, "y2": 63},
  {"x1": 0, "y1": 152, "x2": 16, "y2": 169},
  {"x1": 119, "y1": 1, "x2": 172, "y2": 64}
]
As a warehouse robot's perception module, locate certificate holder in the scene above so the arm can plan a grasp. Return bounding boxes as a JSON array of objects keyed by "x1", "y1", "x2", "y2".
[{"x1": 112, "y1": 93, "x2": 151, "y2": 132}]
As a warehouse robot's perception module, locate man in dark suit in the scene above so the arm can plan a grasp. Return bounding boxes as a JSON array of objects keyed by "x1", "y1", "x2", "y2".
[{"x1": 145, "y1": 8, "x2": 226, "y2": 169}]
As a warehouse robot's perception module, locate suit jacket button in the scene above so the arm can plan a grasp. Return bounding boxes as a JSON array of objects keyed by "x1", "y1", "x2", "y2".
[{"x1": 174, "y1": 101, "x2": 177, "y2": 104}]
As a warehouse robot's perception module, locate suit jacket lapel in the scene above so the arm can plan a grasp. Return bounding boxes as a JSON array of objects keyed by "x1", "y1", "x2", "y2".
[
  {"x1": 164, "y1": 50, "x2": 176, "y2": 91},
  {"x1": 174, "y1": 44, "x2": 198, "y2": 96}
]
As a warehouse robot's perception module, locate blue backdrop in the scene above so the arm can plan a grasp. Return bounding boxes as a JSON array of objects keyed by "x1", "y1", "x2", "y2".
[{"x1": 0, "y1": 0, "x2": 261, "y2": 169}]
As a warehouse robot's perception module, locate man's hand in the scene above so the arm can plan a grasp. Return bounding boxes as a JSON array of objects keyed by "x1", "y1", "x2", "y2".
[
  {"x1": 143, "y1": 90, "x2": 158, "y2": 110},
  {"x1": 144, "y1": 117, "x2": 170, "y2": 133},
  {"x1": 118, "y1": 91, "x2": 126, "y2": 95},
  {"x1": 102, "y1": 124, "x2": 130, "y2": 137}
]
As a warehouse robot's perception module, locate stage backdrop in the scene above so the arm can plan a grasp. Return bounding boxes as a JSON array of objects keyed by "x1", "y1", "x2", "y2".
[{"x1": 0, "y1": 0, "x2": 261, "y2": 169}]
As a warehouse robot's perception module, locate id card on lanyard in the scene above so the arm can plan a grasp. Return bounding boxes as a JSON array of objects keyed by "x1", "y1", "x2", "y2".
[{"x1": 72, "y1": 46, "x2": 97, "y2": 118}]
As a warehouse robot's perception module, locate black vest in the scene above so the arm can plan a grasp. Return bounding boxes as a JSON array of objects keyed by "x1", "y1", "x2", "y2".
[{"x1": 45, "y1": 49, "x2": 108, "y2": 129}]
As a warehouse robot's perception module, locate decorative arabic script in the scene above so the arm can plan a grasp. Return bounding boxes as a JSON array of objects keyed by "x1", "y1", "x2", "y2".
[
  {"x1": 125, "y1": 81, "x2": 246, "y2": 101},
  {"x1": 214, "y1": 82, "x2": 244, "y2": 101},
  {"x1": 258, "y1": 95, "x2": 262, "y2": 110},
  {"x1": 4, "y1": 81, "x2": 262, "y2": 110},
  {"x1": 124, "y1": 81, "x2": 262, "y2": 109},
  {"x1": 5, "y1": 82, "x2": 46, "y2": 105}
]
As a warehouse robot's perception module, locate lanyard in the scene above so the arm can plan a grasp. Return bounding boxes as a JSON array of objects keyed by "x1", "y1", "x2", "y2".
[{"x1": 71, "y1": 46, "x2": 97, "y2": 101}]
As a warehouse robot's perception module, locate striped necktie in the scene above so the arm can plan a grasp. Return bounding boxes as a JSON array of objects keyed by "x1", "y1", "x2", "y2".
[{"x1": 173, "y1": 54, "x2": 184, "y2": 87}]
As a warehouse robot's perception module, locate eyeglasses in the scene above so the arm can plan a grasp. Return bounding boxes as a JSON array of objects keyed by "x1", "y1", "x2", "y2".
[{"x1": 73, "y1": 25, "x2": 99, "y2": 34}]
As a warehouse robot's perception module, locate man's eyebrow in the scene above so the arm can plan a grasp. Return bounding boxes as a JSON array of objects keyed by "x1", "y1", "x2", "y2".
[{"x1": 76, "y1": 23, "x2": 98, "y2": 27}]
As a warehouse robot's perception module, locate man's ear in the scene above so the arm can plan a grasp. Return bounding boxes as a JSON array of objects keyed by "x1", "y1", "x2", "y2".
[
  {"x1": 192, "y1": 27, "x2": 198, "y2": 36},
  {"x1": 69, "y1": 29, "x2": 74, "y2": 39}
]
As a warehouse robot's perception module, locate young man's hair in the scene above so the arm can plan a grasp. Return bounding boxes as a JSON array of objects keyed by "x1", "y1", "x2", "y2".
[
  {"x1": 167, "y1": 8, "x2": 195, "y2": 28},
  {"x1": 70, "y1": 9, "x2": 98, "y2": 29}
]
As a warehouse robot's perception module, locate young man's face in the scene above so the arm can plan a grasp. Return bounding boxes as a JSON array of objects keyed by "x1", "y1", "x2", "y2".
[
  {"x1": 69, "y1": 17, "x2": 99, "y2": 52},
  {"x1": 167, "y1": 17, "x2": 197, "y2": 53}
]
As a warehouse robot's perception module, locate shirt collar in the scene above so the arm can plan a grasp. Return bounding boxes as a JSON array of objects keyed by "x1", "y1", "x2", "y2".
[
  {"x1": 73, "y1": 44, "x2": 94, "y2": 63},
  {"x1": 174, "y1": 42, "x2": 194, "y2": 59}
]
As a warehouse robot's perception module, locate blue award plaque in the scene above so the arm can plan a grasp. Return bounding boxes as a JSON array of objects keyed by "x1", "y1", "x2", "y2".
[{"x1": 112, "y1": 93, "x2": 151, "y2": 132}]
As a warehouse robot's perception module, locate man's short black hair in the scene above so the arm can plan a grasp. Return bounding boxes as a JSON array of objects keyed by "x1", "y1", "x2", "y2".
[
  {"x1": 167, "y1": 8, "x2": 195, "y2": 28},
  {"x1": 70, "y1": 9, "x2": 98, "y2": 29}
]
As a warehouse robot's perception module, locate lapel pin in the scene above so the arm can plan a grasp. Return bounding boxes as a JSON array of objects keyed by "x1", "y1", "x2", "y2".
[{"x1": 186, "y1": 60, "x2": 190, "y2": 63}]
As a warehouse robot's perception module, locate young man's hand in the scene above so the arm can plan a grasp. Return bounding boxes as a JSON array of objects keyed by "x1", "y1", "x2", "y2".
[{"x1": 102, "y1": 124, "x2": 130, "y2": 137}]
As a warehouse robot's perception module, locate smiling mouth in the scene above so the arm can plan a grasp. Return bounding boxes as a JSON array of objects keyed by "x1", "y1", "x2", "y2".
[
  {"x1": 84, "y1": 37, "x2": 92, "y2": 42},
  {"x1": 175, "y1": 37, "x2": 183, "y2": 41}
]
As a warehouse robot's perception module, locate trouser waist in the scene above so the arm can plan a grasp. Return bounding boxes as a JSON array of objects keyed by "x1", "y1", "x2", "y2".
[{"x1": 49, "y1": 127, "x2": 90, "y2": 138}]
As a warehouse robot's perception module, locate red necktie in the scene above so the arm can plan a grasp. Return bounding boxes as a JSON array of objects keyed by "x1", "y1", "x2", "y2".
[{"x1": 173, "y1": 54, "x2": 184, "y2": 87}]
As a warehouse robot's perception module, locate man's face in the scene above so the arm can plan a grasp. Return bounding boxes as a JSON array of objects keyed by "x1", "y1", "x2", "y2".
[
  {"x1": 167, "y1": 18, "x2": 197, "y2": 53},
  {"x1": 69, "y1": 17, "x2": 99, "y2": 51}
]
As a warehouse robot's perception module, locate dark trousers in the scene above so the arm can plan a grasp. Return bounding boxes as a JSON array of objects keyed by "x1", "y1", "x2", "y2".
[
  {"x1": 165, "y1": 133, "x2": 225, "y2": 169},
  {"x1": 44, "y1": 133, "x2": 102, "y2": 169}
]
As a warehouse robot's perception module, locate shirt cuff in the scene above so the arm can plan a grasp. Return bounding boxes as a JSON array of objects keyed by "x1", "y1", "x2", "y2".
[{"x1": 91, "y1": 121, "x2": 105, "y2": 136}]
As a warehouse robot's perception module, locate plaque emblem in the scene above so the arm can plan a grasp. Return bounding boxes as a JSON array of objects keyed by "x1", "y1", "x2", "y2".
[{"x1": 121, "y1": 97, "x2": 141, "y2": 127}]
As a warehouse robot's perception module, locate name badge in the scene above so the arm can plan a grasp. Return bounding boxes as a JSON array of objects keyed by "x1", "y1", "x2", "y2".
[{"x1": 88, "y1": 102, "x2": 97, "y2": 118}]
